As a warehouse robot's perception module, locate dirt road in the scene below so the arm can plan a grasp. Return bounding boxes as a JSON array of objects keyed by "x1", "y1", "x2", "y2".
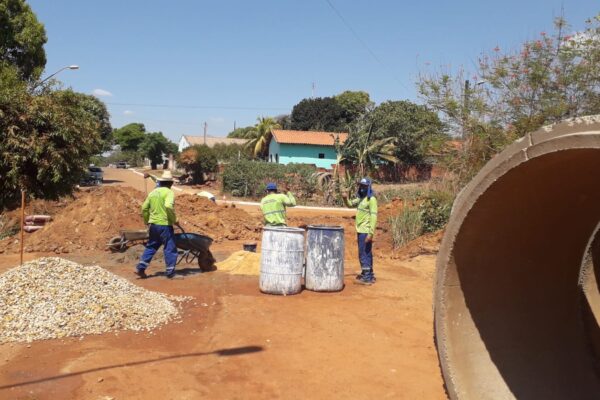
[{"x1": 0, "y1": 169, "x2": 446, "y2": 399}]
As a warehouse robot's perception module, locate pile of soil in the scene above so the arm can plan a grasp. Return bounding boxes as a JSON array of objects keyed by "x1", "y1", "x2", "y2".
[
  {"x1": 0, "y1": 187, "x2": 262, "y2": 255},
  {"x1": 0, "y1": 187, "x2": 145, "y2": 254},
  {"x1": 176, "y1": 194, "x2": 261, "y2": 242}
]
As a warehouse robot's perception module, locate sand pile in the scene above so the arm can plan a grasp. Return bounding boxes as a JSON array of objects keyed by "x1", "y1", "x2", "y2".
[
  {"x1": 0, "y1": 187, "x2": 145, "y2": 254},
  {"x1": 177, "y1": 194, "x2": 261, "y2": 242},
  {"x1": 217, "y1": 250, "x2": 261, "y2": 275},
  {"x1": 0, "y1": 257, "x2": 188, "y2": 343}
]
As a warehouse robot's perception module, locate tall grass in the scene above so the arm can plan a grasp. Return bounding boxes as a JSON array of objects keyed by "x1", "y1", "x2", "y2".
[{"x1": 389, "y1": 205, "x2": 423, "y2": 248}]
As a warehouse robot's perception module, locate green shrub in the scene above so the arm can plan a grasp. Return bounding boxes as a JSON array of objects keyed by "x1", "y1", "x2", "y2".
[
  {"x1": 419, "y1": 190, "x2": 453, "y2": 233},
  {"x1": 178, "y1": 145, "x2": 218, "y2": 184},
  {"x1": 389, "y1": 205, "x2": 423, "y2": 248},
  {"x1": 212, "y1": 143, "x2": 252, "y2": 162},
  {"x1": 222, "y1": 161, "x2": 317, "y2": 198}
]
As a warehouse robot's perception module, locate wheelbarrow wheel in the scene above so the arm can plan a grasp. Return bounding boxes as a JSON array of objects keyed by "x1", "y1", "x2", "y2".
[{"x1": 108, "y1": 236, "x2": 126, "y2": 252}]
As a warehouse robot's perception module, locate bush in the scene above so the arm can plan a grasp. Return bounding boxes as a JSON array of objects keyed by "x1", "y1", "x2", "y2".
[
  {"x1": 388, "y1": 189, "x2": 454, "y2": 249},
  {"x1": 419, "y1": 190, "x2": 453, "y2": 233},
  {"x1": 178, "y1": 145, "x2": 218, "y2": 184},
  {"x1": 212, "y1": 143, "x2": 252, "y2": 162},
  {"x1": 222, "y1": 161, "x2": 317, "y2": 198}
]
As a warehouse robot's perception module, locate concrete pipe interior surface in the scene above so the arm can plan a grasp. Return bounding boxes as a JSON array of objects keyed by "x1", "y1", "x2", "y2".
[{"x1": 435, "y1": 116, "x2": 600, "y2": 400}]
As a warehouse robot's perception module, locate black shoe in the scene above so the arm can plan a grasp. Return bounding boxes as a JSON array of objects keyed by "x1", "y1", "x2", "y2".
[
  {"x1": 355, "y1": 276, "x2": 375, "y2": 285},
  {"x1": 135, "y1": 269, "x2": 148, "y2": 279},
  {"x1": 166, "y1": 272, "x2": 182, "y2": 279}
]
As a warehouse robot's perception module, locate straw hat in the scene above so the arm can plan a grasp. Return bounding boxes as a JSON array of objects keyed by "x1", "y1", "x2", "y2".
[{"x1": 157, "y1": 170, "x2": 174, "y2": 182}]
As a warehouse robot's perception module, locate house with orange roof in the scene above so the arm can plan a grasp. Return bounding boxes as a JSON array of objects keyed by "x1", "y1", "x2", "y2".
[{"x1": 268, "y1": 129, "x2": 348, "y2": 169}]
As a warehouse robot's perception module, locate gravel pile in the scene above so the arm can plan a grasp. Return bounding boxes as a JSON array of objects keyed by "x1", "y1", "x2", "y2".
[{"x1": 0, "y1": 257, "x2": 188, "y2": 343}]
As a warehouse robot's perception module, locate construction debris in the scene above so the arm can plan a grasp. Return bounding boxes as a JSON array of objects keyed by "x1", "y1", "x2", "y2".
[{"x1": 0, "y1": 257, "x2": 189, "y2": 343}]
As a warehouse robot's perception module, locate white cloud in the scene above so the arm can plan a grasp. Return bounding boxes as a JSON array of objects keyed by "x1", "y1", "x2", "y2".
[
  {"x1": 123, "y1": 110, "x2": 134, "y2": 115},
  {"x1": 92, "y1": 88, "x2": 113, "y2": 97}
]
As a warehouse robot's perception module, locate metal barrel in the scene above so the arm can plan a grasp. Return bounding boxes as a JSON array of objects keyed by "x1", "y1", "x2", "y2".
[
  {"x1": 305, "y1": 225, "x2": 345, "y2": 292},
  {"x1": 259, "y1": 226, "x2": 305, "y2": 295}
]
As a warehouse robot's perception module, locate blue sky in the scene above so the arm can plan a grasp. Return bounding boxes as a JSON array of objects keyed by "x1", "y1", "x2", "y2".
[{"x1": 29, "y1": 0, "x2": 598, "y2": 142}]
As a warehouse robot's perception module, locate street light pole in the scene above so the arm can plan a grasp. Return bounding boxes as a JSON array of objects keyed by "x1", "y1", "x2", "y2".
[{"x1": 38, "y1": 65, "x2": 79, "y2": 86}]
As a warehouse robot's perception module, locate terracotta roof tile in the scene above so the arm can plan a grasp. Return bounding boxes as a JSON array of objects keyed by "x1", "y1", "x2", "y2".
[{"x1": 271, "y1": 130, "x2": 348, "y2": 146}]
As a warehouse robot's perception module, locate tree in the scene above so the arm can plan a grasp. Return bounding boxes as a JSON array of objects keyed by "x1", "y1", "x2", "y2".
[
  {"x1": 0, "y1": 0, "x2": 47, "y2": 81},
  {"x1": 419, "y1": 14, "x2": 600, "y2": 184},
  {"x1": 274, "y1": 114, "x2": 291, "y2": 129},
  {"x1": 0, "y1": 66, "x2": 107, "y2": 208},
  {"x1": 212, "y1": 143, "x2": 252, "y2": 162},
  {"x1": 290, "y1": 97, "x2": 347, "y2": 132},
  {"x1": 178, "y1": 145, "x2": 218, "y2": 184},
  {"x1": 246, "y1": 117, "x2": 281, "y2": 158},
  {"x1": 341, "y1": 116, "x2": 399, "y2": 177},
  {"x1": 139, "y1": 132, "x2": 178, "y2": 169},
  {"x1": 368, "y1": 100, "x2": 445, "y2": 164},
  {"x1": 335, "y1": 90, "x2": 373, "y2": 123},
  {"x1": 68, "y1": 92, "x2": 112, "y2": 150},
  {"x1": 113, "y1": 123, "x2": 146, "y2": 152},
  {"x1": 227, "y1": 125, "x2": 254, "y2": 138}
]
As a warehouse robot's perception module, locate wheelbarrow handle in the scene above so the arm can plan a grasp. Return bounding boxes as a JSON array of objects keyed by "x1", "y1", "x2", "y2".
[{"x1": 175, "y1": 222, "x2": 186, "y2": 233}]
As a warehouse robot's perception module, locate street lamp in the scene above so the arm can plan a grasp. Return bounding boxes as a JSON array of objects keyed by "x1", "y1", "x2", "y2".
[{"x1": 38, "y1": 65, "x2": 79, "y2": 85}]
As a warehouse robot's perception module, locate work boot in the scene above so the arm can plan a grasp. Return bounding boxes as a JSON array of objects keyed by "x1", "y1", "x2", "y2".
[
  {"x1": 166, "y1": 271, "x2": 182, "y2": 279},
  {"x1": 134, "y1": 269, "x2": 148, "y2": 279},
  {"x1": 355, "y1": 276, "x2": 375, "y2": 285}
]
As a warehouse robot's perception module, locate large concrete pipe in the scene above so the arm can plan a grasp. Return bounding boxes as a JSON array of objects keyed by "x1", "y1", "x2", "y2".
[{"x1": 435, "y1": 116, "x2": 600, "y2": 399}]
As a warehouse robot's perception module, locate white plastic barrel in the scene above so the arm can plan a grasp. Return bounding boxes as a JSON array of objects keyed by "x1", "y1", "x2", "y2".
[
  {"x1": 259, "y1": 227, "x2": 305, "y2": 295},
  {"x1": 305, "y1": 225, "x2": 345, "y2": 292}
]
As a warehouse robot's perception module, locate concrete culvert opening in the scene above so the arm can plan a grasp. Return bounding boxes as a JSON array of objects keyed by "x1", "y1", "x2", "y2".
[{"x1": 435, "y1": 116, "x2": 600, "y2": 400}]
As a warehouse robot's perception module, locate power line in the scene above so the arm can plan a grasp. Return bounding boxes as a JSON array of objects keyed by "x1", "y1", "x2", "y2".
[
  {"x1": 323, "y1": 0, "x2": 410, "y2": 91},
  {"x1": 106, "y1": 102, "x2": 289, "y2": 111}
]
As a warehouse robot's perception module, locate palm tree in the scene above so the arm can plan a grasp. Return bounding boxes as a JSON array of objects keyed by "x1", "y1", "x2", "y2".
[
  {"x1": 340, "y1": 120, "x2": 398, "y2": 177},
  {"x1": 245, "y1": 117, "x2": 281, "y2": 158}
]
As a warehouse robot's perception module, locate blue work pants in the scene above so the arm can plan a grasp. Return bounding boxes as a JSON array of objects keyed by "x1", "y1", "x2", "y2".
[
  {"x1": 357, "y1": 233, "x2": 374, "y2": 279},
  {"x1": 137, "y1": 224, "x2": 178, "y2": 274}
]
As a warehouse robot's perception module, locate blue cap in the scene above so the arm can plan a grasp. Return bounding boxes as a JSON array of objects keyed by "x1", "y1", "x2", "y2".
[
  {"x1": 359, "y1": 178, "x2": 371, "y2": 185},
  {"x1": 266, "y1": 182, "x2": 277, "y2": 191}
]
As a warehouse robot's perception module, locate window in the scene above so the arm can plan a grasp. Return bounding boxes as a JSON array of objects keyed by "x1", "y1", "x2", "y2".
[
  {"x1": 318, "y1": 153, "x2": 325, "y2": 159},
  {"x1": 275, "y1": 154, "x2": 279, "y2": 163}
]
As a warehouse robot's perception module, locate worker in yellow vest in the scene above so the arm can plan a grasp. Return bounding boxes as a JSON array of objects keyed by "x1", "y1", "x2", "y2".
[
  {"x1": 136, "y1": 171, "x2": 180, "y2": 279},
  {"x1": 342, "y1": 178, "x2": 378, "y2": 285},
  {"x1": 260, "y1": 182, "x2": 296, "y2": 226}
]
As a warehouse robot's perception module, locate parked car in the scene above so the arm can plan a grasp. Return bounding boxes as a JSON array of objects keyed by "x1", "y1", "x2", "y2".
[
  {"x1": 88, "y1": 166, "x2": 103, "y2": 182},
  {"x1": 116, "y1": 161, "x2": 127, "y2": 169}
]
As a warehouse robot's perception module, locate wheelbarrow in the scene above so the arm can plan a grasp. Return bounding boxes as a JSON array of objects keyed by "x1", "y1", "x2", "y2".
[
  {"x1": 107, "y1": 226, "x2": 215, "y2": 271},
  {"x1": 174, "y1": 229, "x2": 215, "y2": 271},
  {"x1": 107, "y1": 229, "x2": 149, "y2": 252}
]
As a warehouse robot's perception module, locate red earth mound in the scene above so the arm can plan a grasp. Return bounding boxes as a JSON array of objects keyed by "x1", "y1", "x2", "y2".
[{"x1": 0, "y1": 187, "x2": 262, "y2": 254}]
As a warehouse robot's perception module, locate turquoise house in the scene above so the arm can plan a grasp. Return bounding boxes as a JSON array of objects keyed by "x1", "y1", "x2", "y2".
[{"x1": 268, "y1": 130, "x2": 348, "y2": 170}]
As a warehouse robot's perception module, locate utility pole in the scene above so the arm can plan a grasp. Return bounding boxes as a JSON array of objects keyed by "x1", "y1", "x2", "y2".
[
  {"x1": 233, "y1": 120, "x2": 236, "y2": 131},
  {"x1": 203, "y1": 122, "x2": 207, "y2": 145},
  {"x1": 311, "y1": 82, "x2": 316, "y2": 98}
]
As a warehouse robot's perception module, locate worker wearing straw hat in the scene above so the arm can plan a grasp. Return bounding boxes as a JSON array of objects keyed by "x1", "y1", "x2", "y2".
[{"x1": 135, "y1": 170, "x2": 180, "y2": 279}]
